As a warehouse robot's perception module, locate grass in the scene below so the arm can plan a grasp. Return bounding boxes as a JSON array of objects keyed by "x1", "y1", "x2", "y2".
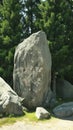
[
  {"x1": 0, "y1": 111, "x2": 56, "y2": 127},
  {"x1": 24, "y1": 111, "x2": 39, "y2": 122},
  {"x1": 0, "y1": 117, "x2": 17, "y2": 127},
  {"x1": 0, "y1": 112, "x2": 36, "y2": 127}
]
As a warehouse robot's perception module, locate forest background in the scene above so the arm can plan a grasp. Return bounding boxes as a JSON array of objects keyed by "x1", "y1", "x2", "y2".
[{"x1": 0, "y1": 0, "x2": 73, "y2": 87}]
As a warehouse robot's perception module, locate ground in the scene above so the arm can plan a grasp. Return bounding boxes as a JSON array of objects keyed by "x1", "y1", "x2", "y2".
[{"x1": 0, "y1": 117, "x2": 73, "y2": 130}]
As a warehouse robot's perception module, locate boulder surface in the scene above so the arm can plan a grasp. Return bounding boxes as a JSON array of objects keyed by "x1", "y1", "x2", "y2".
[
  {"x1": 53, "y1": 102, "x2": 73, "y2": 118},
  {"x1": 13, "y1": 31, "x2": 52, "y2": 109},
  {"x1": 0, "y1": 77, "x2": 23, "y2": 116},
  {"x1": 35, "y1": 107, "x2": 50, "y2": 119}
]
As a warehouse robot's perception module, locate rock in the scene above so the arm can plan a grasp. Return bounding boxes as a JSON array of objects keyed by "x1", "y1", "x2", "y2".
[
  {"x1": 53, "y1": 102, "x2": 73, "y2": 118},
  {"x1": 0, "y1": 77, "x2": 23, "y2": 116},
  {"x1": 13, "y1": 31, "x2": 52, "y2": 109},
  {"x1": 22, "y1": 106, "x2": 28, "y2": 112},
  {"x1": 35, "y1": 107, "x2": 50, "y2": 119},
  {"x1": 56, "y1": 78, "x2": 73, "y2": 99}
]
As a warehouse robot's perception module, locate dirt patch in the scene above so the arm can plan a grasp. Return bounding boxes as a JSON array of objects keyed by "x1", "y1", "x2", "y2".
[{"x1": 0, "y1": 118, "x2": 73, "y2": 130}]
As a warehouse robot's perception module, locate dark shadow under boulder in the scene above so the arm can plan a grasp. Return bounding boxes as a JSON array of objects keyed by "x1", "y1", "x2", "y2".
[{"x1": 56, "y1": 78, "x2": 73, "y2": 100}]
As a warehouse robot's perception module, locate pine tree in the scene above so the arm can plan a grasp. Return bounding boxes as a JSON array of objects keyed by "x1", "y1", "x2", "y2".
[
  {"x1": 0, "y1": 0, "x2": 23, "y2": 86},
  {"x1": 22, "y1": 0, "x2": 41, "y2": 38},
  {"x1": 37, "y1": 0, "x2": 73, "y2": 83}
]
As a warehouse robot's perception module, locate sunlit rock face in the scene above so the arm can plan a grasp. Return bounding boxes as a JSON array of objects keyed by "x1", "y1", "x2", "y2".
[
  {"x1": 13, "y1": 31, "x2": 52, "y2": 109},
  {"x1": 0, "y1": 77, "x2": 23, "y2": 116}
]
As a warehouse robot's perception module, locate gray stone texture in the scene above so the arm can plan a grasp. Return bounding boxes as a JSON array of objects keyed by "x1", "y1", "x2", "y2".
[
  {"x1": 0, "y1": 77, "x2": 23, "y2": 116},
  {"x1": 35, "y1": 107, "x2": 50, "y2": 119},
  {"x1": 13, "y1": 31, "x2": 52, "y2": 109}
]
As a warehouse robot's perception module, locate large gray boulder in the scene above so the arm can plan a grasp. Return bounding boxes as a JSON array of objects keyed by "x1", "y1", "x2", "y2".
[
  {"x1": 35, "y1": 107, "x2": 50, "y2": 119},
  {"x1": 53, "y1": 102, "x2": 73, "y2": 118},
  {"x1": 13, "y1": 31, "x2": 52, "y2": 109},
  {"x1": 0, "y1": 77, "x2": 23, "y2": 116},
  {"x1": 56, "y1": 78, "x2": 73, "y2": 99}
]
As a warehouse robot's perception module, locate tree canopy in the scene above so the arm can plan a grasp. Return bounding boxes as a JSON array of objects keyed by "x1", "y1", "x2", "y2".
[
  {"x1": 0, "y1": 0, "x2": 23, "y2": 86},
  {"x1": 36, "y1": 0, "x2": 73, "y2": 83}
]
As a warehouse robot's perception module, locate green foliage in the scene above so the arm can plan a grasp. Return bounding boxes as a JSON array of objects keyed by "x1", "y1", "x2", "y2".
[
  {"x1": 0, "y1": 0, "x2": 23, "y2": 86},
  {"x1": 36, "y1": 0, "x2": 73, "y2": 83},
  {"x1": 22, "y1": 0, "x2": 41, "y2": 37}
]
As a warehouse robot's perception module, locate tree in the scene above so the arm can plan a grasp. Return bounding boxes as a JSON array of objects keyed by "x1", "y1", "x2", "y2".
[
  {"x1": 0, "y1": 0, "x2": 23, "y2": 86},
  {"x1": 37, "y1": 0, "x2": 73, "y2": 83},
  {"x1": 22, "y1": 0, "x2": 41, "y2": 38}
]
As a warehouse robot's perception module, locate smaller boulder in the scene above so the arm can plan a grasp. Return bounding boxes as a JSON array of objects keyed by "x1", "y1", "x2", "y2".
[
  {"x1": 0, "y1": 77, "x2": 24, "y2": 116},
  {"x1": 35, "y1": 107, "x2": 50, "y2": 119},
  {"x1": 53, "y1": 102, "x2": 73, "y2": 118}
]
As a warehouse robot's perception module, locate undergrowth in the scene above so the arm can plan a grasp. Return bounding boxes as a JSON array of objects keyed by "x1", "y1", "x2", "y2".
[{"x1": 0, "y1": 111, "x2": 56, "y2": 127}]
